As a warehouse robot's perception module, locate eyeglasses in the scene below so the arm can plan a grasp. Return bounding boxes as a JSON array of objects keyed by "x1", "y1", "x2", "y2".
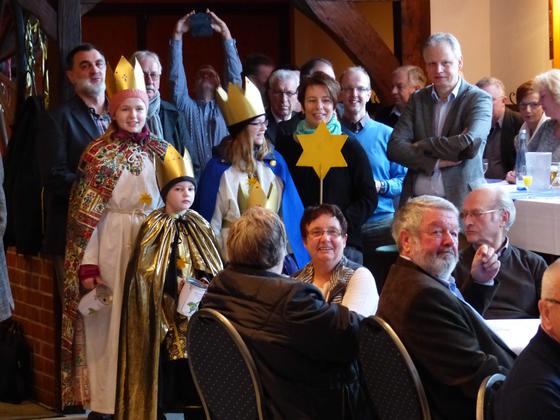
[
  {"x1": 271, "y1": 90, "x2": 297, "y2": 98},
  {"x1": 308, "y1": 228, "x2": 342, "y2": 239},
  {"x1": 248, "y1": 119, "x2": 268, "y2": 127},
  {"x1": 459, "y1": 209, "x2": 501, "y2": 219},
  {"x1": 143, "y1": 71, "x2": 161, "y2": 80},
  {"x1": 518, "y1": 101, "x2": 541, "y2": 110},
  {"x1": 545, "y1": 298, "x2": 560, "y2": 305},
  {"x1": 341, "y1": 87, "x2": 371, "y2": 93}
]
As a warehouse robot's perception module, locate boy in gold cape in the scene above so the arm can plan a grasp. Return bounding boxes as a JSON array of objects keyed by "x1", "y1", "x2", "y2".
[{"x1": 115, "y1": 145, "x2": 223, "y2": 420}]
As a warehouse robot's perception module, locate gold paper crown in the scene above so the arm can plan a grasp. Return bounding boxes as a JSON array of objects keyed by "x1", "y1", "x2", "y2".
[
  {"x1": 105, "y1": 56, "x2": 146, "y2": 98},
  {"x1": 156, "y1": 144, "x2": 196, "y2": 193},
  {"x1": 237, "y1": 177, "x2": 279, "y2": 214},
  {"x1": 216, "y1": 77, "x2": 265, "y2": 127}
]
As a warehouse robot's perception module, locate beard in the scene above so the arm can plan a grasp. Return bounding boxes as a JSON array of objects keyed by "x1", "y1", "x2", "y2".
[
  {"x1": 74, "y1": 77, "x2": 105, "y2": 97},
  {"x1": 411, "y1": 243, "x2": 458, "y2": 281}
]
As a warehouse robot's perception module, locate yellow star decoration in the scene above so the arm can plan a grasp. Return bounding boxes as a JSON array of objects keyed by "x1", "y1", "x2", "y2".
[
  {"x1": 296, "y1": 121, "x2": 347, "y2": 180},
  {"x1": 176, "y1": 256, "x2": 187, "y2": 271},
  {"x1": 138, "y1": 192, "x2": 153, "y2": 206}
]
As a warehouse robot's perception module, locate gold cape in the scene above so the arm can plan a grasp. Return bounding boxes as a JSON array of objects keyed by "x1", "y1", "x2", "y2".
[{"x1": 115, "y1": 208, "x2": 223, "y2": 420}]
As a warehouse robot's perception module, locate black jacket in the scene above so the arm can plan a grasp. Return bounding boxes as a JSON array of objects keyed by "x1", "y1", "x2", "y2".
[{"x1": 201, "y1": 265, "x2": 365, "y2": 419}]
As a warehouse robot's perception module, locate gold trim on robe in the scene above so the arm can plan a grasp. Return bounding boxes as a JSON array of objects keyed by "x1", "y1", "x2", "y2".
[{"x1": 115, "y1": 208, "x2": 223, "y2": 420}]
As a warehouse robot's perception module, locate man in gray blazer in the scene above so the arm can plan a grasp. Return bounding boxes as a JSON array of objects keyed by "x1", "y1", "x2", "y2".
[{"x1": 388, "y1": 33, "x2": 492, "y2": 209}]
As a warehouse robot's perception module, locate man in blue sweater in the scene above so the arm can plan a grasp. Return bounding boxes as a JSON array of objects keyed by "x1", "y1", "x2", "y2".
[{"x1": 340, "y1": 66, "x2": 406, "y2": 274}]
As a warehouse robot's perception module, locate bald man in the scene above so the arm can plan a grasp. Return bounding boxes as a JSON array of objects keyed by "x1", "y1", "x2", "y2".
[{"x1": 494, "y1": 260, "x2": 560, "y2": 419}]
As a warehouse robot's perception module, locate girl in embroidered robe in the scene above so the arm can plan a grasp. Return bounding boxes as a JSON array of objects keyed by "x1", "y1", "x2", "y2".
[{"x1": 61, "y1": 58, "x2": 171, "y2": 416}]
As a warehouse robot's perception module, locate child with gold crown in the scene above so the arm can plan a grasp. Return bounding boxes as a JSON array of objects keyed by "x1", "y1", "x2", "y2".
[
  {"x1": 194, "y1": 78, "x2": 309, "y2": 272},
  {"x1": 61, "y1": 57, "x2": 175, "y2": 419},
  {"x1": 115, "y1": 146, "x2": 223, "y2": 420}
]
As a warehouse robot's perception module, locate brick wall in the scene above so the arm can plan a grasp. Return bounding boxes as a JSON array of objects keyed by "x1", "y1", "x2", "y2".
[{"x1": 7, "y1": 248, "x2": 59, "y2": 410}]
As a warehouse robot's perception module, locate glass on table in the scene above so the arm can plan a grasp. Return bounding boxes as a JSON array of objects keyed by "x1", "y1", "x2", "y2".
[{"x1": 551, "y1": 162, "x2": 560, "y2": 186}]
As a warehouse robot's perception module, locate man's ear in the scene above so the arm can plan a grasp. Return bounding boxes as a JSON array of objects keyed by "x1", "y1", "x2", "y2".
[
  {"x1": 539, "y1": 299, "x2": 552, "y2": 334},
  {"x1": 400, "y1": 229, "x2": 411, "y2": 255}
]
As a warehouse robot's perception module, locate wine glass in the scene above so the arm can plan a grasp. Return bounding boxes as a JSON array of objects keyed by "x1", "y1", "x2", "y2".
[
  {"x1": 482, "y1": 159, "x2": 489, "y2": 176},
  {"x1": 523, "y1": 174, "x2": 533, "y2": 197}
]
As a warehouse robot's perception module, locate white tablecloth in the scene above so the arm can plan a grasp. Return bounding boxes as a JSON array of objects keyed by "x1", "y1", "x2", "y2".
[
  {"x1": 486, "y1": 318, "x2": 540, "y2": 355},
  {"x1": 490, "y1": 182, "x2": 560, "y2": 255}
]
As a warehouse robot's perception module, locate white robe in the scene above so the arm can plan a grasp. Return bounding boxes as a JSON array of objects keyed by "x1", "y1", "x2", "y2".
[
  {"x1": 81, "y1": 156, "x2": 162, "y2": 414},
  {"x1": 210, "y1": 162, "x2": 282, "y2": 258}
]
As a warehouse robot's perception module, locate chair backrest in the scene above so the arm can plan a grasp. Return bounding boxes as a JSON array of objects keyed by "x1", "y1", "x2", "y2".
[
  {"x1": 359, "y1": 316, "x2": 431, "y2": 420},
  {"x1": 186, "y1": 308, "x2": 264, "y2": 420},
  {"x1": 476, "y1": 373, "x2": 506, "y2": 420}
]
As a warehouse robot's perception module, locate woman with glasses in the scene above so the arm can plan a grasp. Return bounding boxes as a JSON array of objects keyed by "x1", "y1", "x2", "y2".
[
  {"x1": 194, "y1": 78, "x2": 308, "y2": 272},
  {"x1": 524, "y1": 70, "x2": 560, "y2": 160},
  {"x1": 296, "y1": 204, "x2": 378, "y2": 316},
  {"x1": 506, "y1": 79, "x2": 550, "y2": 183},
  {"x1": 276, "y1": 71, "x2": 377, "y2": 265}
]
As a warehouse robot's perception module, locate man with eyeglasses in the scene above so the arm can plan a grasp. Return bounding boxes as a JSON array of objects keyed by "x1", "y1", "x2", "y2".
[
  {"x1": 493, "y1": 259, "x2": 560, "y2": 419},
  {"x1": 388, "y1": 33, "x2": 492, "y2": 210},
  {"x1": 377, "y1": 195, "x2": 515, "y2": 420},
  {"x1": 454, "y1": 186, "x2": 547, "y2": 319},
  {"x1": 130, "y1": 50, "x2": 190, "y2": 155},
  {"x1": 340, "y1": 66, "x2": 407, "y2": 273},
  {"x1": 265, "y1": 69, "x2": 299, "y2": 145},
  {"x1": 476, "y1": 77, "x2": 523, "y2": 180}
]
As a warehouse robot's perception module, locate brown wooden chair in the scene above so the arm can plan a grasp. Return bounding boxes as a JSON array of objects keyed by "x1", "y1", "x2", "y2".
[
  {"x1": 359, "y1": 316, "x2": 431, "y2": 420},
  {"x1": 186, "y1": 308, "x2": 264, "y2": 420}
]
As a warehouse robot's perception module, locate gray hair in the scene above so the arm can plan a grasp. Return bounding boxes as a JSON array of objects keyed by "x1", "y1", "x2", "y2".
[
  {"x1": 541, "y1": 259, "x2": 560, "y2": 299},
  {"x1": 492, "y1": 187, "x2": 516, "y2": 229},
  {"x1": 268, "y1": 69, "x2": 299, "y2": 88},
  {"x1": 423, "y1": 32, "x2": 462, "y2": 61},
  {"x1": 393, "y1": 65, "x2": 427, "y2": 89},
  {"x1": 129, "y1": 50, "x2": 162, "y2": 73},
  {"x1": 535, "y1": 69, "x2": 560, "y2": 105},
  {"x1": 392, "y1": 195, "x2": 459, "y2": 251},
  {"x1": 227, "y1": 207, "x2": 287, "y2": 269},
  {"x1": 476, "y1": 76, "x2": 506, "y2": 98},
  {"x1": 340, "y1": 66, "x2": 371, "y2": 88}
]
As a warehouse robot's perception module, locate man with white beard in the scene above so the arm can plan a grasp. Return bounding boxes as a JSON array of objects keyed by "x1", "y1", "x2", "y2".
[{"x1": 376, "y1": 195, "x2": 515, "y2": 420}]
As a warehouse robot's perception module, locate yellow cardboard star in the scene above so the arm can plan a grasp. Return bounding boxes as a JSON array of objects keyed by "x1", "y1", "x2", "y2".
[{"x1": 296, "y1": 121, "x2": 348, "y2": 180}]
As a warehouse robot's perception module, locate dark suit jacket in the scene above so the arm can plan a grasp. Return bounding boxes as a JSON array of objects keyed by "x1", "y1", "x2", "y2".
[
  {"x1": 377, "y1": 257, "x2": 515, "y2": 420},
  {"x1": 495, "y1": 107, "x2": 523, "y2": 173},
  {"x1": 37, "y1": 95, "x2": 105, "y2": 254},
  {"x1": 159, "y1": 99, "x2": 189, "y2": 154},
  {"x1": 201, "y1": 265, "x2": 364, "y2": 420},
  {"x1": 375, "y1": 105, "x2": 399, "y2": 128},
  {"x1": 388, "y1": 79, "x2": 492, "y2": 209},
  {"x1": 265, "y1": 109, "x2": 296, "y2": 146},
  {"x1": 494, "y1": 327, "x2": 560, "y2": 420}
]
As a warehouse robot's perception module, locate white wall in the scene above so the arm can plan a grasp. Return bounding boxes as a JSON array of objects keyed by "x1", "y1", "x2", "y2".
[
  {"x1": 430, "y1": 0, "x2": 491, "y2": 84},
  {"x1": 431, "y1": 0, "x2": 551, "y2": 102},
  {"x1": 490, "y1": 0, "x2": 551, "y2": 100}
]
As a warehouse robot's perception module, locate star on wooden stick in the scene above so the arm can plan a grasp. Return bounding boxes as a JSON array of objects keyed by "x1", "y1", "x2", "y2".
[{"x1": 296, "y1": 121, "x2": 348, "y2": 180}]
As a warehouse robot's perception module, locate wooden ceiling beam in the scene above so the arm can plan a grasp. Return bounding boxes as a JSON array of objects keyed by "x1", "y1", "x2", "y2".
[
  {"x1": 292, "y1": 0, "x2": 400, "y2": 103},
  {"x1": 398, "y1": 0, "x2": 430, "y2": 69}
]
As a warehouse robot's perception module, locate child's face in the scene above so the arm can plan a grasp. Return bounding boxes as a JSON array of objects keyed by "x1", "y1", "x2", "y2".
[
  {"x1": 165, "y1": 180, "x2": 196, "y2": 214},
  {"x1": 114, "y1": 97, "x2": 146, "y2": 133}
]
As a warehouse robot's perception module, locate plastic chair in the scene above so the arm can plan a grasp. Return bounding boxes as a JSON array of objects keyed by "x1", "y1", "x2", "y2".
[
  {"x1": 186, "y1": 308, "x2": 264, "y2": 420},
  {"x1": 476, "y1": 373, "x2": 506, "y2": 420},
  {"x1": 359, "y1": 316, "x2": 431, "y2": 420}
]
